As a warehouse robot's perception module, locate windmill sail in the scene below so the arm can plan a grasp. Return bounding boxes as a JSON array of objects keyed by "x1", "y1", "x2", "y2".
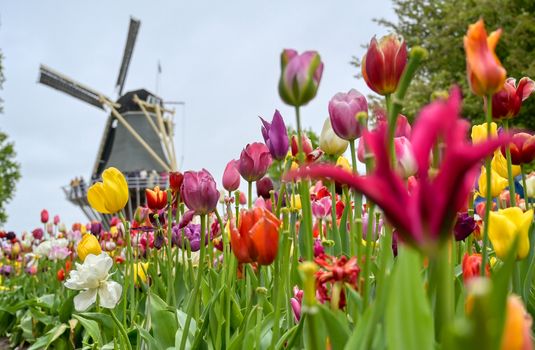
[
  {"x1": 116, "y1": 17, "x2": 141, "y2": 96},
  {"x1": 39, "y1": 65, "x2": 108, "y2": 110}
]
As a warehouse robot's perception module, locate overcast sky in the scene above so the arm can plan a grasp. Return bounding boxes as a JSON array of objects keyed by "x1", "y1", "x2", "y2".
[{"x1": 1, "y1": 1, "x2": 395, "y2": 232}]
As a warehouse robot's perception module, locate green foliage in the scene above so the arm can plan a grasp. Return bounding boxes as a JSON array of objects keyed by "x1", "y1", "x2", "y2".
[
  {"x1": 354, "y1": 0, "x2": 535, "y2": 129},
  {"x1": 0, "y1": 50, "x2": 21, "y2": 225}
]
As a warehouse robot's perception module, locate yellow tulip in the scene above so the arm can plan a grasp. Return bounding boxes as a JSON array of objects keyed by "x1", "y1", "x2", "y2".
[
  {"x1": 471, "y1": 122, "x2": 497, "y2": 144},
  {"x1": 336, "y1": 156, "x2": 353, "y2": 173},
  {"x1": 290, "y1": 194, "x2": 302, "y2": 210},
  {"x1": 488, "y1": 207, "x2": 533, "y2": 260},
  {"x1": 478, "y1": 166, "x2": 508, "y2": 198},
  {"x1": 77, "y1": 233, "x2": 102, "y2": 261},
  {"x1": 319, "y1": 118, "x2": 349, "y2": 157},
  {"x1": 132, "y1": 262, "x2": 149, "y2": 286},
  {"x1": 87, "y1": 167, "x2": 129, "y2": 214},
  {"x1": 491, "y1": 151, "x2": 521, "y2": 179},
  {"x1": 500, "y1": 295, "x2": 533, "y2": 350}
]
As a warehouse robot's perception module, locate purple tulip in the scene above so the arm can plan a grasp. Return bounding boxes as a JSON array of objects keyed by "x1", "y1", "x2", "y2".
[
  {"x1": 328, "y1": 89, "x2": 368, "y2": 141},
  {"x1": 90, "y1": 222, "x2": 102, "y2": 237},
  {"x1": 222, "y1": 159, "x2": 241, "y2": 192},
  {"x1": 279, "y1": 49, "x2": 324, "y2": 107},
  {"x1": 172, "y1": 223, "x2": 207, "y2": 252},
  {"x1": 256, "y1": 177, "x2": 274, "y2": 199},
  {"x1": 453, "y1": 212, "x2": 477, "y2": 241},
  {"x1": 260, "y1": 110, "x2": 289, "y2": 160},
  {"x1": 181, "y1": 169, "x2": 219, "y2": 215},
  {"x1": 238, "y1": 143, "x2": 272, "y2": 182}
]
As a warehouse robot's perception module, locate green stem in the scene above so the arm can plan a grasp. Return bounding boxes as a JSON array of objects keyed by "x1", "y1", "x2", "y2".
[
  {"x1": 481, "y1": 94, "x2": 493, "y2": 276},
  {"x1": 429, "y1": 242, "x2": 453, "y2": 343},
  {"x1": 330, "y1": 181, "x2": 341, "y2": 256},
  {"x1": 119, "y1": 212, "x2": 135, "y2": 327},
  {"x1": 110, "y1": 310, "x2": 133, "y2": 350},
  {"x1": 248, "y1": 181, "x2": 253, "y2": 209},
  {"x1": 295, "y1": 106, "x2": 304, "y2": 164},
  {"x1": 349, "y1": 140, "x2": 363, "y2": 259},
  {"x1": 521, "y1": 165, "x2": 531, "y2": 210},
  {"x1": 502, "y1": 119, "x2": 516, "y2": 207}
]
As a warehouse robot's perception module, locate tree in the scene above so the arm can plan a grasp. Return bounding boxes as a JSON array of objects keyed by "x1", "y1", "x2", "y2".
[
  {"x1": 355, "y1": 0, "x2": 535, "y2": 129},
  {"x1": 0, "y1": 50, "x2": 21, "y2": 225}
]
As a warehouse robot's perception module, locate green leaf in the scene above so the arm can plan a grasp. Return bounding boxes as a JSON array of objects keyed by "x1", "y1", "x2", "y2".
[
  {"x1": 72, "y1": 314, "x2": 103, "y2": 345},
  {"x1": 149, "y1": 293, "x2": 178, "y2": 349},
  {"x1": 27, "y1": 323, "x2": 68, "y2": 350},
  {"x1": 318, "y1": 304, "x2": 350, "y2": 349},
  {"x1": 138, "y1": 326, "x2": 164, "y2": 350},
  {"x1": 385, "y1": 247, "x2": 434, "y2": 350}
]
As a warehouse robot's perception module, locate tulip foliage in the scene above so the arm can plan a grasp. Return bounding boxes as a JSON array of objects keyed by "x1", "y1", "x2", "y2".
[{"x1": 1, "y1": 18, "x2": 535, "y2": 350}]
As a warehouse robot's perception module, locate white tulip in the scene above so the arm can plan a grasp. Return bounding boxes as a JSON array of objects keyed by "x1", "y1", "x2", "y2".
[
  {"x1": 526, "y1": 175, "x2": 535, "y2": 198},
  {"x1": 65, "y1": 253, "x2": 122, "y2": 311}
]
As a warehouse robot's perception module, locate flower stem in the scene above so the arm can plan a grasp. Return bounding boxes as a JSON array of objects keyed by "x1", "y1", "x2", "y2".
[
  {"x1": 248, "y1": 181, "x2": 253, "y2": 209},
  {"x1": 295, "y1": 106, "x2": 304, "y2": 163},
  {"x1": 110, "y1": 309, "x2": 132, "y2": 350},
  {"x1": 521, "y1": 164, "x2": 531, "y2": 210},
  {"x1": 481, "y1": 94, "x2": 493, "y2": 276},
  {"x1": 349, "y1": 140, "x2": 363, "y2": 259},
  {"x1": 502, "y1": 119, "x2": 516, "y2": 207}
]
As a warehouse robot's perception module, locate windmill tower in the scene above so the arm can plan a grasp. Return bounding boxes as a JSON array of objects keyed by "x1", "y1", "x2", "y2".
[{"x1": 38, "y1": 17, "x2": 178, "y2": 227}]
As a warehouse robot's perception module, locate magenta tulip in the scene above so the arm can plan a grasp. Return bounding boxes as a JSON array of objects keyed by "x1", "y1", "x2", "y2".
[
  {"x1": 260, "y1": 110, "x2": 289, "y2": 161},
  {"x1": 328, "y1": 89, "x2": 368, "y2": 141},
  {"x1": 180, "y1": 169, "x2": 219, "y2": 215},
  {"x1": 223, "y1": 159, "x2": 241, "y2": 192},
  {"x1": 40, "y1": 209, "x2": 49, "y2": 224},
  {"x1": 238, "y1": 142, "x2": 272, "y2": 182},
  {"x1": 491, "y1": 77, "x2": 535, "y2": 119},
  {"x1": 288, "y1": 88, "x2": 508, "y2": 252}
]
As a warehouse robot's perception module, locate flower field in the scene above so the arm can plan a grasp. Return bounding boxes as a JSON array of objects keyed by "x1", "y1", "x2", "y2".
[{"x1": 1, "y1": 19, "x2": 535, "y2": 349}]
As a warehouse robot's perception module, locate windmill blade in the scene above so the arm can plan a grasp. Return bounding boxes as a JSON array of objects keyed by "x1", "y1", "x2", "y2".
[
  {"x1": 39, "y1": 64, "x2": 107, "y2": 110},
  {"x1": 116, "y1": 17, "x2": 141, "y2": 97}
]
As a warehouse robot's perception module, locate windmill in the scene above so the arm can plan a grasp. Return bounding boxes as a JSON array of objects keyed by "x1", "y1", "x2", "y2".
[{"x1": 38, "y1": 17, "x2": 178, "y2": 227}]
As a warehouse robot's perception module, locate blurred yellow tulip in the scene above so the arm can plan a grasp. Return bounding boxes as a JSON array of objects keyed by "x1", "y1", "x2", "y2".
[
  {"x1": 290, "y1": 194, "x2": 302, "y2": 210},
  {"x1": 488, "y1": 207, "x2": 532, "y2": 260},
  {"x1": 478, "y1": 166, "x2": 508, "y2": 198},
  {"x1": 336, "y1": 156, "x2": 353, "y2": 172},
  {"x1": 471, "y1": 122, "x2": 497, "y2": 144},
  {"x1": 491, "y1": 151, "x2": 521, "y2": 179},
  {"x1": 87, "y1": 167, "x2": 129, "y2": 214},
  {"x1": 77, "y1": 233, "x2": 102, "y2": 262}
]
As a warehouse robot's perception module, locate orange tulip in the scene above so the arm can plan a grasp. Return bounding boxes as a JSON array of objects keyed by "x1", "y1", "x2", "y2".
[
  {"x1": 146, "y1": 186, "x2": 168, "y2": 210},
  {"x1": 464, "y1": 19, "x2": 506, "y2": 96},
  {"x1": 230, "y1": 207, "x2": 281, "y2": 265}
]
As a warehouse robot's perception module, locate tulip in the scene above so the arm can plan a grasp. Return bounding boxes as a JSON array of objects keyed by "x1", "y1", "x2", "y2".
[
  {"x1": 526, "y1": 175, "x2": 535, "y2": 198},
  {"x1": 291, "y1": 134, "x2": 313, "y2": 158},
  {"x1": 478, "y1": 166, "x2": 508, "y2": 198},
  {"x1": 290, "y1": 287, "x2": 304, "y2": 323},
  {"x1": 87, "y1": 167, "x2": 129, "y2": 214},
  {"x1": 312, "y1": 196, "x2": 332, "y2": 219},
  {"x1": 361, "y1": 34, "x2": 407, "y2": 95},
  {"x1": 65, "y1": 253, "x2": 122, "y2": 311},
  {"x1": 230, "y1": 207, "x2": 281, "y2": 265},
  {"x1": 492, "y1": 150, "x2": 521, "y2": 178},
  {"x1": 238, "y1": 143, "x2": 272, "y2": 182},
  {"x1": 256, "y1": 177, "x2": 273, "y2": 199},
  {"x1": 336, "y1": 156, "x2": 352, "y2": 172},
  {"x1": 464, "y1": 19, "x2": 506, "y2": 96},
  {"x1": 146, "y1": 186, "x2": 168, "y2": 211},
  {"x1": 260, "y1": 110, "x2": 289, "y2": 160},
  {"x1": 492, "y1": 77, "x2": 535, "y2": 119},
  {"x1": 40, "y1": 209, "x2": 49, "y2": 224},
  {"x1": 53, "y1": 215, "x2": 60, "y2": 225},
  {"x1": 90, "y1": 222, "x2": 102, "y2": 237},
  {"x1": 172, "y1": 222, "x2": 207, "y2": 251},
  {"x1": 394, "y1": 136, "x2": 417, "y2": 178},
  {"x1": 488, "y1": 207, "x2": 533, "y2": 260},
  {"x1": 77, "y1": 233, "x2": 102, "y2": 262},
  {"x1": 501, "y1": 295, "x2": 534, "y2": 350},
  {"x1": 376, "y1": 110, "x2": 412, "y2": 138},
  {"x1": 32, "y1": 228, "x2": 44, "y2": 240},
  {"x1": 471, "y1": 122, "x2": 498, "y2": 144},
  {"x1": 462, "y1": 253, "x2": 489, "y2": 284},
  {"x1": 57, "y1": 268, "x2": 66, "y2": 282},
  {"x1": 287, "y1": 88, "x2": 508, "y2": 250},
  {"x1": 222, "y1": 159, "x2": 241, "y2": 192},
  {"x1": 181, "y1": 169, "x2": 219, "y2": 215},
  {"x1": 500, "y1": 132, "x2": 535, "y2": 165},
  {"x1": 454, "y1": 212, "x2": 477, "y2": 241},
  {"x1": 132, "y1": 262, "x2": 149, "y2": 286},
  {"x1": 278, "y1": 49, "x2": 323, "y2": 107},
  {"x1": 319, "y1": 118, "x2": 348, "y2": 157},
  {"x1": 169, "y1": 171, "x2": 184, "y2": 193},
  {"x1": 328, "y1": 89, "x2": 367, "y2": 141}
]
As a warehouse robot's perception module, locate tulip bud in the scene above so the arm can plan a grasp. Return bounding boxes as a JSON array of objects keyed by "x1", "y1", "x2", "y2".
[
  {"x1": 492, "y1": 77, "x2": 535, "y2": 119},
  {"x1": 256, "y1": 177, "x2": 273, "y2": 199},
  {"x1": 57, "y1": 268, "x2": 66, "y2": 282},
  {"x1": 32, "y1": 228, "x2": 44, "y2": 240},
  {"x1": 362, "y1": 34, "x2": 407, "y2": 95},
  {"x1": 223, "y1": 159, "x2": 241, "y2": 192},
  {"x1": 394, "y1": 137, "x2": 417, "y2": 178},
  {"x1": 146, "y1": 186, "x2": 168, "y2": 211},
  {"x1": 46, "y1": 223, "x2": 53, "y2": 235},
  {"x1": 40, "y1": 209, "x2": 49, "y2": 224},
  {"x1": 169, "y1": 171, "x2": 184, "y2": 193},
  {"x1": 279, "y1": 49, "x2": 323, "y2": 107},
  {"x1": 260, "y1": 110, "x2": 289, "y2": 161},
  {"x1": 238, "y1": 143, "x2": 272, "y2": 182},
  {"x1": 291, "y1": 134, "x2": 313, "y2": 157},
  {"x1": 319, "y1": 118, "x2": 349, "y2": 157},
  {"x1": 77, "y1": 233, "x2": 102, "y2": 261},
  {"x1": 181, "y1": 169, "x2": 219, "y2": 215},
  {"x1": 53, "y1": 215, "x2": 60, "y2": 226},
  {"x1": 328, "y1": 89, "x2": 368, "y2": 141}
]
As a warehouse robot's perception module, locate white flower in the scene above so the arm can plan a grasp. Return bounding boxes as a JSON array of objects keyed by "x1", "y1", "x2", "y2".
[
  {"x1": 34, "y1": 241, "x2": 52, "y2": 257},
  {"x1": 64, "y1": 253, "x2": 122, "y2": 311},
  {"x1": 526, "y1": 175, "x2": 535, "y2": 198}
]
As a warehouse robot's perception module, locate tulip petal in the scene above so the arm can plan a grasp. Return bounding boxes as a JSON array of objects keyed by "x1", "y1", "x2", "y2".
[
  {"x1": 74, "y1": 288, "x2": 97, "y2": 312},
  {"x1": 98, "y1": 281, "x2": 122, "y2": 309},
  {"x1": 87, "y1": 183, "x2": 111, "y2": 214}
]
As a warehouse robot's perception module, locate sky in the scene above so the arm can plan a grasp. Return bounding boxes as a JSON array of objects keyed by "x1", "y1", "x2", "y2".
[{"x1": 0, "y1": 1, "x2": 395, "y2": 232}]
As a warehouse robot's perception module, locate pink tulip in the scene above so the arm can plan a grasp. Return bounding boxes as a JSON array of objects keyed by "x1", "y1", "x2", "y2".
[
  {"x1": 222, "y1": 159, "x2": 241, "y2": 192},
  {"x1": 53, "y1": 215, "x2": 60, "y2": 226},
  {"x1": 180, "y1": 169, "x2": 219, "y2": 215},
  {"x1": 279, "y1": 49, "x2": 323, "y2": 107},
  {"x1": 328, "y1": 89, "x2": 368, "y2": 141},
  {"x1": 394, "y1": 137, "x2": 417, "y2": 178},
  {"x1": 238, "y1": 143, "x2": 272, "y2": 182},
  {"x1": 40, "y1": 209, "x2": 49, "y2": 224},
  {"x1": 312, "y1": 196, "x2": 332, "y2": 219}
]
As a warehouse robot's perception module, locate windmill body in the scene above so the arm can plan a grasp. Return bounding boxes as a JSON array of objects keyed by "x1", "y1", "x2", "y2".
[{"x1": 38, "y1": 17, "x2": 177, "y2": 227}]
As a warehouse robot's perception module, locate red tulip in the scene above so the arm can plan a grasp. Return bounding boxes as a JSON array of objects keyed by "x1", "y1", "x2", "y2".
[
  {"x1": 169, "y1": 171, "x2": 184, "y2": 193},
  {"x1": 462, "y1": 253, "x2": 490, "y2": 284},
  {"x1": 230, "y1": 207, "x2": 281, "y2": 265},
  {"x1": 291, "y1": 134, "x2": 314, "y2": 157},
  {"x1": 57, "y1": 268, "x2": 65, "y2": 281},
  {"x1": 492, "y1": 77, "x2": 535, "y2": 119},
  {"x1": 238, "y1": 143, "x2": 272, "y2": 182},
  {"x1": 256, "y1": 177, "x2": 273, "y2": 199},
  {"x1": 500, "y1": 132, "x2": 535, "y2": 165},
  {"x1": 361, "y1": 34, "x2": 407, "y2": 95},
  {"x1": 287, "y1": 88, "x2": 508, "y2": 252},
  {"x1": 146, "y1": 186, "x2": 168, "y2": 211},
  {"x1": 40, "y1": 209, "x2": 49, "y2": 224},
  {"x1": 223, "y1": 159, "x2": 241, "y2": 192}
]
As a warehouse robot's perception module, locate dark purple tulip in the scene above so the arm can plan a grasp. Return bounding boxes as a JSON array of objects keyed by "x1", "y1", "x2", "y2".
[
  {"x1": 153, "y1": 234, "x2": 165, "y2": 250},
  {"x1": 0, "y1": 265, "x2": 12, "y2": 276},
  {"x1": 256, "y1": 177, "x2": 274, "y2": 199},
  {"x1": 454, "y1": 212, "x2": 477, "y2": 241},
  {"x1": 238, "y1": 143, "x2": 272, "y2": 182},
  {"x1": 260, "y1": 110, "x2": 289, "y2": 161},
  {"x1": 181, "y1": 169, "x2": 219, "y2": 215},
  {"x1": 6, "y1": 232, "x2": 16, "y2": 240},
  {"x1": 32, "y1": 228, "x2": 44, "y2": 240},
  {"x1": 328, "y1": 89, "x2": 368, "y2": 141},
  {"x1": 90, "y1": 222, "x2": 102, "y2": 237}
]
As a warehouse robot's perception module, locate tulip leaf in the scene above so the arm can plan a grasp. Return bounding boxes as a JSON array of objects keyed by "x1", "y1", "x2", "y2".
[
  {"x1": 149, "y1": 294, "x2": 178, "y2": 349},
  {"x1": 385, "y1": 246, "x2": 434, "y2": 350},
  {"x1": 72, "y1": 314, "x2": 103, "y2": 346},
  {"x1": 27, "y1": 323, "x2": 68, "y2": 350},
  {"x1": 318, "y1": 304, "x2": 350, "y2": 349},
  {"x1": 138, "y1": 326, "x2": 164, "y2": 350}
]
